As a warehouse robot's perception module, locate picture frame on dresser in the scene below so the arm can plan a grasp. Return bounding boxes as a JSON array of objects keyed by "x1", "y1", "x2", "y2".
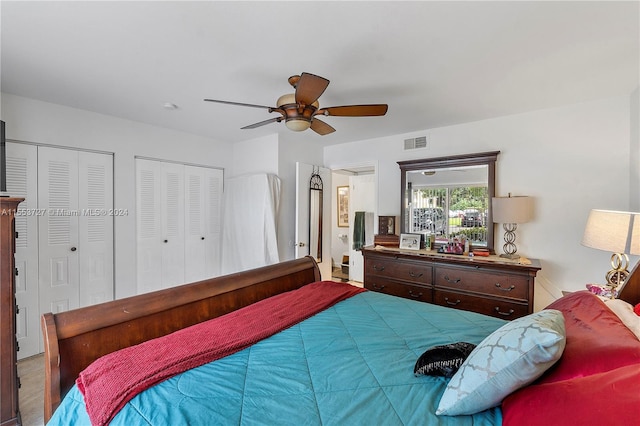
[{"x1": 399, "y1": 233, "x2": 421, "y2": 250}]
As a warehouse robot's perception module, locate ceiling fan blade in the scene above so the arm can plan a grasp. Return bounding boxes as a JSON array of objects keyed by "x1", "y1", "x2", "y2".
[
  {"x1": 295, "y1": 72, "x2": 330, "y2": 105},
  {"x1": 241, "y1": 117, "x2": 281, "y2": 129},
  {"x1": 204, "y1": 99, "x2": 274, "y2": 110},
  {"x1": 310, "y1": 118, "x2": 336, "y2": 135},
  {"x1": 319, "y1": 104, "x2": 388, "y2": 117}
]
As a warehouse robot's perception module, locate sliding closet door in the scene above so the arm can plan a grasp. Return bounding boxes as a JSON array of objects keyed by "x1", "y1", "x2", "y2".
[
  {"x1": 38, "y1": 147, "x2": 81, "y2": 315},
  {"x1": 5, "y1": 143, "x2": 39, "y2": 357}
]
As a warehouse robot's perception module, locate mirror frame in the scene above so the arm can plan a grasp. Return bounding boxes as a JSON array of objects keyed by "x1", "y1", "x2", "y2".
[
  {"x1": 309, "y1": 170, "x2": 323, "y2": 262},
  {"x1": 398, "y1": 151, "x2": 500, "y2": 253}
]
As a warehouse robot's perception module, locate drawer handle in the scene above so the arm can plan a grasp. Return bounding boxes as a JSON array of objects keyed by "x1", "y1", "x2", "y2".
[
  {"x1": 443, "y1": 275, "x2": 461, "y2": 284},
  {"x1": 408, "y1": 290, "x2": 422, "y2": 299},
  {"x1": 495, "y1": 283, "x2": 516, "y2": 292},
  {"x1": 372, "y1": 283, "x2": 386, "y2": 291},
  {"x1": 408, "y1": 271, "x2": 423, "y2": 278},
  {"x1": 373, "y1": 265, "x2": 386, "y2": 272},
  {"x1": 495, "y1": 307, "x2": 515, "y2": 317},
  {"x1": 444, "y1": 297, "x2": 461, "y2": 306}
]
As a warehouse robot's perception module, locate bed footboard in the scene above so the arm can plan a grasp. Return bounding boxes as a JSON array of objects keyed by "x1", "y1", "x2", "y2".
[{"x1": 41, "y1": 256, "x2": 320, "y2": 422}]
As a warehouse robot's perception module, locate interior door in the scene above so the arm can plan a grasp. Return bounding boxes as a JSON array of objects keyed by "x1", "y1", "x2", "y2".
[
  {"x1": 38, "y1": 147, "x2": 80, "y2": 316},
  {"x1": 78, "y1": 151, "x2": 114, "y2": 306},
  {"x1": 184, "y1": 165, "x2": 223, "y2": 282},
  {"x1": 295, "y1": 162, "x2": 331, "y2": 279},
  {"x1": 6, "y1": 142, "x2": 40, "y2": 358},
  {"x1": 136, "y1": 158, "x2": 164, "y2": 294}
]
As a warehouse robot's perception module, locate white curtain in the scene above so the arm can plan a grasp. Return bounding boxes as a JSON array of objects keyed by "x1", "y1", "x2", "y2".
[{"x1": 221, "y1": 173, "x2": 281, "y2": 274}]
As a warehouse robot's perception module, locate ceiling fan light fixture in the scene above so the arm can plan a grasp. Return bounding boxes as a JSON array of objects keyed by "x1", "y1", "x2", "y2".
[{"x1": 285, "y1": 118, "x2": 311, "y2": 132}]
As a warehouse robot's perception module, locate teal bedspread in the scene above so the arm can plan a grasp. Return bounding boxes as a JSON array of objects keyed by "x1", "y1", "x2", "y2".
[{"x1": 49, "y1": 291, "x2": 505, "y2": 425}]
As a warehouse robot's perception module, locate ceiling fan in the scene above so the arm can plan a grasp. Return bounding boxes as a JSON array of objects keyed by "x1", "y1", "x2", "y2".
[{"x1": 204, "y1": 72, "x2": 388, "y2": 135}]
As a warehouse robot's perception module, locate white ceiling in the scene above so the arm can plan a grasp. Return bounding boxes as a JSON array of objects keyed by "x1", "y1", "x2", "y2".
[{"x1": 1, "y1": 1, "x2": 638, "y2": 146}]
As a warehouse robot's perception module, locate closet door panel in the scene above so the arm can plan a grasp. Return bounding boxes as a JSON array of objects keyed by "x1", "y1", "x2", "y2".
[
  {"x1": 38, "y1": 147, "x2": 80, "y2": 315},
  {"x1": 205, "y1": 168, "x2": 223, "y2": 278},
  {"x1": 184, "y1": 166, "x2": 207, "y2": 282},
  {"x1": 161, "y1": 162, "x2": 185, "y2": 288},
  {"x1": 78, "y1": 151, "x2": 114, "y2": 306},
  {"x1": 5, "y1": 142, "x2": 40, "y2": 358},
  {"x1": 136, "y1": 159, "x2": 163, "y2": 294}
]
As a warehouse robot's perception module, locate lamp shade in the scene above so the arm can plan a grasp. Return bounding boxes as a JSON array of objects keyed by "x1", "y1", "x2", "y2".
[
  {"x1": 492, "y1": 196, "x2": 533, "y2": 224},
  {"x1": 581, "y1": 209, "x2": 640, "y2": 255}
]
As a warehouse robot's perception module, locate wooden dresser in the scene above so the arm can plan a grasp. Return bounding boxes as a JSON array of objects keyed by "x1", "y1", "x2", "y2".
[
  {"x1": 1, "y1": 197, "x2": 23, "y2": 426},
  {"x1": 362, "y1": 246, "x2": 541, "y2": 320}
]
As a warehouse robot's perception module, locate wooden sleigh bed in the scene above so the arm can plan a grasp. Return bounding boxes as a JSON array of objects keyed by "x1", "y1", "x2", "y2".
[{"x1": 42, "y1": 255, "x2": 640, "y2": 425}]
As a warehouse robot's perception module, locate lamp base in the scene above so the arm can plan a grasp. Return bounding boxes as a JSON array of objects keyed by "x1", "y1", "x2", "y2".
[
  {"x1": 499, "y1": 253, "x2": 521, "y2": 260},
  {"x1": 604, "y1": 253, "x2": 629, "y2": 299}
]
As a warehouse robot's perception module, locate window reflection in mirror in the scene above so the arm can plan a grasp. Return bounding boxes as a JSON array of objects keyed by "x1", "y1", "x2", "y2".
[
  {"x1": 399, "y1": 151, "x2": 499, "y2": 253},
  {"x1": 407, "y1": 165, "x2": 488, "y2": 247}
]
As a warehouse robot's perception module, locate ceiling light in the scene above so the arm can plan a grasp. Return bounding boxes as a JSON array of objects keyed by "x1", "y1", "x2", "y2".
[
  {"x1": 285, "y1": 118, "x2": 311, "y2": 132},
  {"x1": 163, "y1": 103, "x2": 178, "y2": 110}
]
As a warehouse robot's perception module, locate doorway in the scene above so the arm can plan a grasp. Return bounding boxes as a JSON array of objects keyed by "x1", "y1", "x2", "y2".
[{"x1": 330, "y1": 163, "x2": 377, "y2": 283}]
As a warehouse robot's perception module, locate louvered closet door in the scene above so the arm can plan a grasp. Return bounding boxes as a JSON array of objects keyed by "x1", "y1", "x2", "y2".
[
  {"x1": 136, "y1": 159, "x2": 164, "y2": 293},
  {"x1": 5, "y1": 143, "x2": 40, "y2": 358},
  {"x1": 136, "y1": 159, "x2": 185, "y2": 292},
  {"x1": 184, "y1": 166, "x2": 207, "y2": 282},
  {"x1": 38, "y1": 147, "x2": 80, "y2": 316},
  {"x1": 184, "y1": 166, "x2": 223, "y2": 282},
  {"x1": 204, "y1": 168, "x2": 223, "y2": 278},
  {"x1": 78, "y1": 151, "x2": 114, "y2": 306},
  {"x1": 161, "y1": 162, "x2": 185, "y2": 288}
]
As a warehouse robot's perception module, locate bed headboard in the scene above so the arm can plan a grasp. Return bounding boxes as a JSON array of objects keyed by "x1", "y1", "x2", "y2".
[
  {"x1": 619, "y1": 259, "x2": 640, "y2": 306},
  {"x1": 41, "y1": 256, "x2": 321, "y2": 422}
]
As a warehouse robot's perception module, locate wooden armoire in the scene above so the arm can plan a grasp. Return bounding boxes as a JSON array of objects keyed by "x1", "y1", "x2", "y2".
[{"x1": 1, "y1": 197, "x2": 23, "y2": 425}]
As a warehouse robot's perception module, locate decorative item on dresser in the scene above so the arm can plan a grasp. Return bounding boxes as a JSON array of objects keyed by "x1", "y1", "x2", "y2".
[
  {"x1": 362, "y1": 246, "x2": 541, "y2": 320},
  {"x1": 0, "y1": 197, "x2": 23, "y2": 426}
]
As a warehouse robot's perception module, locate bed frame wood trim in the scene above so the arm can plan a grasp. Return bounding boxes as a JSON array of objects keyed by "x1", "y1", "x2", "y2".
[{"x1": 41, "y1": 256, "x2": 321, "y2": 422}]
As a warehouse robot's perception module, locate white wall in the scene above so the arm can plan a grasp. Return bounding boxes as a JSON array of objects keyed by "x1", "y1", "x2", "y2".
[
  {"x1": 1, "y1": 93, "x2": 232, "y2": 298},
  {"x1": 325, "y1": 95, "x2": 634, "y2": 307},
  {"x1": 276, "y1": 135, "x2": 325, "y2": 264}
]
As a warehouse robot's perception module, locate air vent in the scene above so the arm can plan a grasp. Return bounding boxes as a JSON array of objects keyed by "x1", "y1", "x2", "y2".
[{"x1": 404, "y1": 136, "x2": 428, "y2": 150}]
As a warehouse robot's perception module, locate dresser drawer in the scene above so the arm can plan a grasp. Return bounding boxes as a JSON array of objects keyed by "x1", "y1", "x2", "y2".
[
  {"x1": 433, "y1": 289, "x2": 529, "y2": 320},
  {"x1": 434, "y1": 266, "x2": 529, "y2": 301},
  {"x1": 365, "y1": 278, "x2": 433, "y2": 303},
  {"x1": 365, "y1": 257, "x2": 432, "y2": 285}
]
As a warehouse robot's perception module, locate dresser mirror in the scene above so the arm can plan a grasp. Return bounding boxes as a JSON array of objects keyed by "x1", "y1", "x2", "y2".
[{"x1": 398, "y1": 151, "x2": 499, "y2": 253}]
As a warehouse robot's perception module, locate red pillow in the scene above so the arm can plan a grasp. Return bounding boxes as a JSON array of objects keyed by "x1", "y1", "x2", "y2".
[
  {"x1": 635, "y1": 302, "x2": 640, "y2": 316},
  {"x1": 539, "y1": 291, "x2": 640, "y2": 383},
  {"x1": 502, "y1": 364, "x2": 640, "y2": 426}
]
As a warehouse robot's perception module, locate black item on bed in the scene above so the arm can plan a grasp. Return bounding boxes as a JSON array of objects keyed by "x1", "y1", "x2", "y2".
[{"x1": 414, "y1": 342, "x2": 477, "y2": 378}]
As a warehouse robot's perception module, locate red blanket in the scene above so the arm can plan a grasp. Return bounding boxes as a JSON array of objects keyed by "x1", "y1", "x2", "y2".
[{"x1": 76, "y1": 281, "x2": 365, "y2": 426}]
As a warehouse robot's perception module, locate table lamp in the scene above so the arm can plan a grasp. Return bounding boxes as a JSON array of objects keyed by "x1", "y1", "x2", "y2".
[
  {"x1": 581, "y1": 209, "x2": 640, "y2": 293},
  {"x1": 492, "y1": 194, "x2": 533, "y2": 259}
]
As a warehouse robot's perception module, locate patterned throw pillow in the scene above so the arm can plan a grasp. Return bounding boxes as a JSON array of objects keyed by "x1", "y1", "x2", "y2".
[
  {"x1": 436, "y1": 309, "x2": 566, "y2": 416},
  {"x1": 414, "y1": 342, "x2": 476, "y2": 378}
]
